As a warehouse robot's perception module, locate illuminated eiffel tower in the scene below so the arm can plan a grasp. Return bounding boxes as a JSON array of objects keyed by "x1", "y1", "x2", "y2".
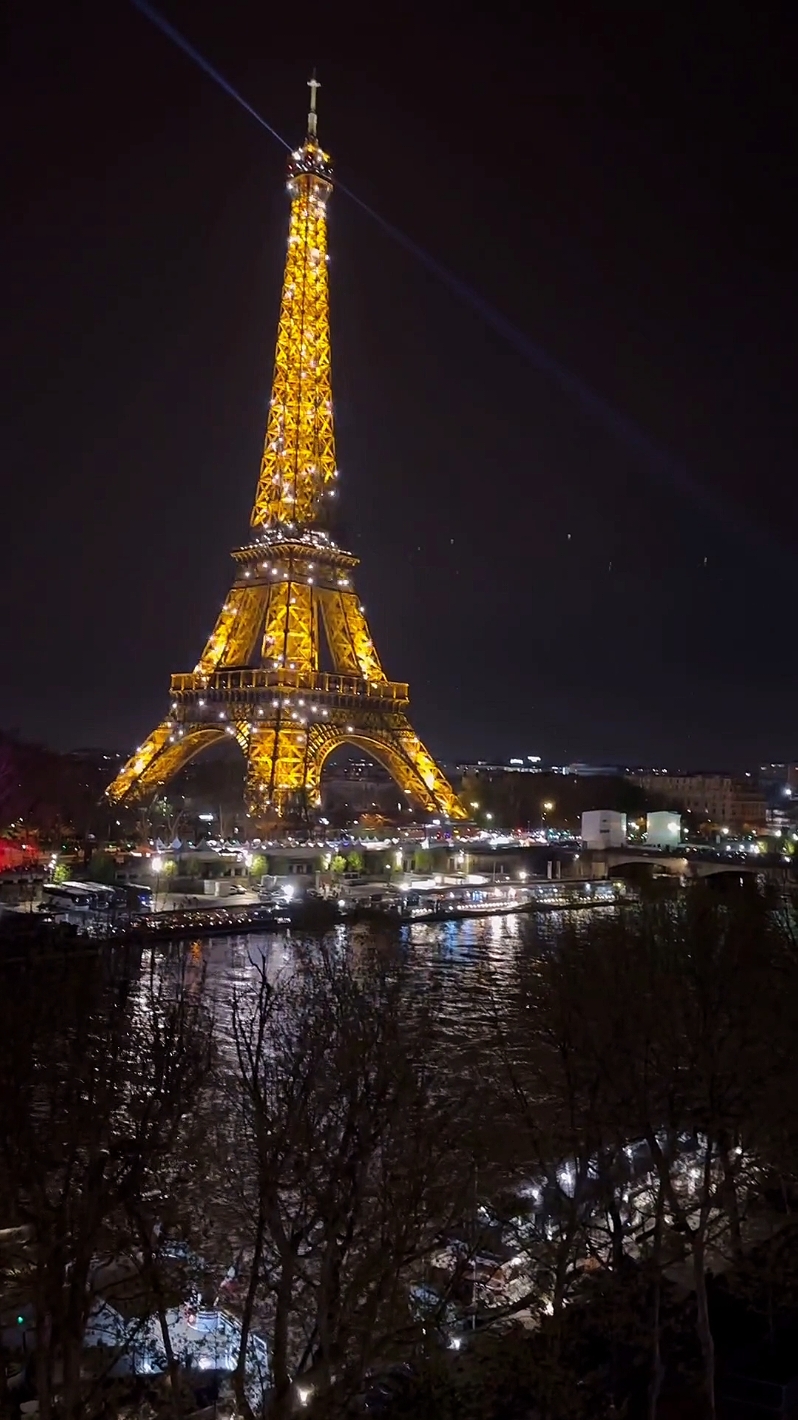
[{"x1": 107, "y1": 80, "x2": 466, "y2": 823}]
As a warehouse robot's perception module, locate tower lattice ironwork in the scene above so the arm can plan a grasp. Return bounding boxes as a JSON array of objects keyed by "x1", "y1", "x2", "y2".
[{"x1": 107, "y1": 81, "x2": 465, "y2": 823}]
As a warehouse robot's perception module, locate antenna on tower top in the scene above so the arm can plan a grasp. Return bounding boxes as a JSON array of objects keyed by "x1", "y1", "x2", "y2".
[{"x1": 307, "y1": 71, "x2": 320, "y2": 139}]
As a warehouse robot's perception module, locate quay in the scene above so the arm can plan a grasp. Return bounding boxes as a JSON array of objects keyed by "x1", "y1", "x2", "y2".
[
  {"x1": 136, "y1": 875, "x2": 625, "y2": 940},
  {"x1": 0, "y1": 877, "x2": 628, "y2": 952}
]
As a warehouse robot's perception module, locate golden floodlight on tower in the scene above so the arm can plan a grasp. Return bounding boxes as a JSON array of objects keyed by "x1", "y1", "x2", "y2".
[{"x1": 107, "y1": 79, "x2": 465, "y2": 822}]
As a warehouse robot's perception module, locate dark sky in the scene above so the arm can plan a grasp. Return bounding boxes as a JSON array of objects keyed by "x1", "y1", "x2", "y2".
[{"x1": 4, "y1": 1, "x2": 797, "y2": 770}]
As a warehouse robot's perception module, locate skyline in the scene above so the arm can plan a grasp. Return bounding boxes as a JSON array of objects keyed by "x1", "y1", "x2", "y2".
[{"x1": 4, "y1": 4, "x2": 797, "y2": 768}]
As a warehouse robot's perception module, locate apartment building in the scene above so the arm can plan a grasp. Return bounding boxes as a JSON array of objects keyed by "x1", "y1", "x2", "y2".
[{"x1": 632, "y1": 773, "x2": 767, "y2": 832}]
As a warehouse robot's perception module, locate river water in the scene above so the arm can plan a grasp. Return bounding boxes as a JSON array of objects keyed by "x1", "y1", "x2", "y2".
[{"x1": 180, "y1": 907, "x2": 614, "y2": 1052}]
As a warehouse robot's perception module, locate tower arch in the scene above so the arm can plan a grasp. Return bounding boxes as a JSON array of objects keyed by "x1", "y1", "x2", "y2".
[
  {"x1": 111, "y1": 725, "x2": 244, "y2": 802},
  {"x1": 310, "y1": 728, "x2": 455, "y2": 817}
]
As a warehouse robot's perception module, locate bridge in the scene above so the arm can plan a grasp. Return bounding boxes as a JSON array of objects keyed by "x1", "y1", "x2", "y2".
[{"x1": 579, "y1": 845, "x2": 791, "y2": 883}]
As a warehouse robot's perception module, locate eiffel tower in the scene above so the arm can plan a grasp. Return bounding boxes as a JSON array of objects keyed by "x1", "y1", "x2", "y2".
[{"x1": 107, "y1": 80, "x2": 466, "y2": 824}]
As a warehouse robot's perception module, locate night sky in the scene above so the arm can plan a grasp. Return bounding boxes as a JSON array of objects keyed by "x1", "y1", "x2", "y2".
[{"x1": 4, "y1": 2, "x2": 797, "y2": 770}]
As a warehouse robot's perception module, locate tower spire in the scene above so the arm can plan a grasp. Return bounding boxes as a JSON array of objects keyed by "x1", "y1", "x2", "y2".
[
  {"x1": 307, "y1": 71, "x2": 320, "y2": 140},
  {"x1": 250, "y1": 80, "x2": 335, "y2": 530}
]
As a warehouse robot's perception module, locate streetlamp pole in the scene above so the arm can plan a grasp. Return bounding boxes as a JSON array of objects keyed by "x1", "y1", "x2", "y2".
[{"x1": 151, "y1": 855, "x2": 163, "y2": 911}]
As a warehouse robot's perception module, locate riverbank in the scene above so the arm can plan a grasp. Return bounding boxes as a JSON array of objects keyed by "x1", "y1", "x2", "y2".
[
  {"x1": 1, "y1": 877, "x2": 629, "y2": 954},
  {"x1": 151, "y1": 875, "x2": 626, "y2": 936}
]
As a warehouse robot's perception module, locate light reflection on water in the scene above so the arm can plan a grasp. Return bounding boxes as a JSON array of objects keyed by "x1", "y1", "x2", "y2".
[{"x1": 183, "y1": 907, "x2": 617, "y2": 1048}]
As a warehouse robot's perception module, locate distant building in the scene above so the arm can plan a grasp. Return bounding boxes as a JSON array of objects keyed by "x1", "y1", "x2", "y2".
[
  {"x1": 322, "y1": 757, "x2": 401, "y2": 815},
  {"x1": 68, "y1": 748, "x2": 124, "y2": 764},
  {"x1": 556, "y1": 763, "x2": 625, "y2": 777},
  {"x1": 581, "y1": 810, "x2": 627, "y2": 849},
  {"x1": 456, "y1": 759, "x2": 543, "y2": 777},
  {"x1": 632, "y1": 773, "x2": 767, "y2": 832},
  {"x1": 759, "y1": 762, "x2": 798, "y2": 791},
  {"x1": 455, "y1": 759, "x2": 621, "y2": 779},
  {"x1": 647, "y1": 811, "x2": 681, "y2": 849}
]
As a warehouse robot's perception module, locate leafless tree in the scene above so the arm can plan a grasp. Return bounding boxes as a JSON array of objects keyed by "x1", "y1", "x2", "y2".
[
  {"x1": 547, "y1": 889, "x2": 793, "y2": 1420},
  {"x1": 0, "y1": 944, "x2": 214, "y2": 1419},
  {"x1": 478, "y1": 884, "x2": 798, "y2": 1419},
  {"x1": 149, "y1": 797, "x2": 187, "y2": 845},
  {"x1": 206, "y1": 940, "x2": 469, "y2": 1419}
]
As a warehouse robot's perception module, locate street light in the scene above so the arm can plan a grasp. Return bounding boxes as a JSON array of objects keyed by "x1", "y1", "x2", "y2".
[{"x1": 151, "y1": 855, "x2": 164, "y2": 911}]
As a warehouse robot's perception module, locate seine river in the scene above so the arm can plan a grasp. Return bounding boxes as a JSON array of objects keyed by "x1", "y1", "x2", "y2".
[{"x1": 181, "y1": 908, "x2": 612, "y2": 1049}]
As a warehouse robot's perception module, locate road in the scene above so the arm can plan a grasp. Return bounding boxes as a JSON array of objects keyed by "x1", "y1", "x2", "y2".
[{"x1": 152, "y1": 890, "x2": 263, "y2": 912}]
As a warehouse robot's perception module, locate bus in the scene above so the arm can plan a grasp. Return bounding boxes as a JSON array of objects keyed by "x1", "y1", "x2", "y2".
[
  {"x1": 41, "y1": 880, "x2": 153, "y2": 919},
  {"x1": 41, "y1": 881, "x2": 117, "y2": 917},
  {"x1": 113, "y1": 882, "x2": 153, "y2": 913}
]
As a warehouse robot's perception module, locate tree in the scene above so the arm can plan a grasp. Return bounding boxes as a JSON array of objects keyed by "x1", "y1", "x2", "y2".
[
  {"x1": 0, "y1": 733, "x2": 116, "y2": 842},
  {"x1": 0, "y1": 947, "x2": 213, "y2": 1419},
  {"x1": 722, "y1": 1215, "x2": 798, "y2": 1349},
  {"x1": 155, "y1": 797, "x2": 186, "y2": 843},
  {"x1": 0, "y1": 738, "x2": 16, "y2": 827},
  {"x1": 86, "y1": 850, "x2": 119, "y2": 884},
  {"x1": 214, "y1": 942, "x2": 468, "y2": 1419},
  {"x1": 478, "y1": 885, "x2": 798, "y2": 1419},
  {"x1": 459, "y1": 770, "x2": 660, "y2": 832},
  {"x1": 549, "y1": 888, "x2": 794, "y2": 1419},
  {"x1": 479, "y1": 934, "x2": 629, "y2": 1418}
]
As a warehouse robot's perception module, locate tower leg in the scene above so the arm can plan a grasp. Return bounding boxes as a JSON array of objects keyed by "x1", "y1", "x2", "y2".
[
  {"x1": 390, "y1": 721, "x2": 467, "y2": 820},
  {"x1": 247, "y1": 722, "x2": 319, "y2": 818},
  {"x1": 107, "y1": 724, "x2": 241, "y2": 803}
]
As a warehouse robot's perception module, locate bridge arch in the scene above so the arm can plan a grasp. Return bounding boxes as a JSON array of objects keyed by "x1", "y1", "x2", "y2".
[
  {"x1": 602, "y1": 853, "x2": 686, "y2": 878},
  {"x1": 691, "y1": 862, "x2": 762, "y2": 880}
]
